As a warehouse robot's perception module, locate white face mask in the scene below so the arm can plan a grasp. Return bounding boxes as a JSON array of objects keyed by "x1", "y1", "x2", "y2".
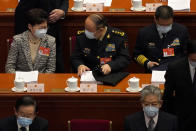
[
  {"x1": 190, "y1": 60, "x2": 196, "y2": 67},
  {"x1": 34, "y1": 28, "x2": 47, "y2": 38},
  {"x1": 157, "y1": 24, "x2": 172, "y2": 34},
  {"x1": 85, "y1": 29, "x2": 96, "y2": 39}
]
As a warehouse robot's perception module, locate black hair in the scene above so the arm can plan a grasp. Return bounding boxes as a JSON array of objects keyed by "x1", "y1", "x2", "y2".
[
  {"x1": 25, "y1": 8, "x2": 48, "y2": 26},
  {"x1": 88, "y1": 14, "x2": 108, "y2": 30},
  {"x1": 15, "y1": 95, "x2": 38, "y2": 113},
  {"x1": 155, "y1": 5, "x2": 173, "y2": 20},
  {"x1": 187, "y1": 40, "x2": 196, "y2": 55}
]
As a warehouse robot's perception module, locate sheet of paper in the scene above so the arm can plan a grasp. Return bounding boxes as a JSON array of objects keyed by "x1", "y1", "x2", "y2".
[
  {"x1": 104, "y1": 0, "x2": 112, "y2": 7},
  {"x1": 151, "y1": 70, "x2": 166, "y2": 84},
  {"x1": 168, "y1": 0, "x2": 190, "y2": 11},
  {"x1": 84, "y1": 0, "x2": 112, "y2": 7},
  {"x1": 15, "y1": 71, "x2": 39, "y2": 83},
  {"x1": 80, "y1": 71, "x2": 96, "y2": 82}
]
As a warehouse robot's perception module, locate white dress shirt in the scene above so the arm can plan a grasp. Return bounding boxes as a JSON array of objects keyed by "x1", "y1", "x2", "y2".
[
  {"x1": 144, "y1": 112, "x2": 158, "y2": 129},
  {"x1": 17, "y1": 121, "x2": 29, "y2": 131},
  {"x1": 188, "y1": 60, "x2": 195, "y2": 82}
]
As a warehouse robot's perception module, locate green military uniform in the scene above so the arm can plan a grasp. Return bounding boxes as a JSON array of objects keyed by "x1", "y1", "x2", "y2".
[{"x1": 71, "y1": 26, "x2": 131, "y2": 72}]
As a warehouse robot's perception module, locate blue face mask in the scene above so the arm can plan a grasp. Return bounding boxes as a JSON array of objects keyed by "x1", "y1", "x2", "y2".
[
  {"x1": 157, "y1": 24, "x2": 172, "y2": 34},
  {"x1": 85, "y1": 29, "x2": 96, "y2": 39},
  {"x1": 17, "y1": 117, "x2": 33, "y2": 127},
  {"x1": 143, "y1": 106, "x2": 159, "y2": 118}
]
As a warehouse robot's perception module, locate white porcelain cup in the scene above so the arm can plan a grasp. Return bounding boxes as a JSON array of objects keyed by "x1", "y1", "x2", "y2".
[
  {"x1": 128, "y1": 77, "x2": 140, "y2": 90},
  {"x1": 73, "y1": 0, "x2": 83, "y2": 10},
  {"x1": 14, "y1": 79, "x2": 25, "y2": 91},
  {"x1": 131, "y1": 0, "x2": 142, "y2": 9},
  {"x1": 66, "y1": 76, "x2": 78, "y2": 90}
]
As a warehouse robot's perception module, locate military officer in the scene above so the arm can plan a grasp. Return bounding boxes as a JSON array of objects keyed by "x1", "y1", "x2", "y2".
[
  {"x1": 71, "y1": 14, "x2": 131, "y2": 76},
  {"x1": 133, "y1": 5, "x2": 189, "y2": 72}
]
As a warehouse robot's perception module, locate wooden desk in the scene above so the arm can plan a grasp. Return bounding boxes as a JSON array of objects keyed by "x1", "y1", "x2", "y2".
[{"x1": 0, "y1": 73, "x2": 153, "y2": 131}]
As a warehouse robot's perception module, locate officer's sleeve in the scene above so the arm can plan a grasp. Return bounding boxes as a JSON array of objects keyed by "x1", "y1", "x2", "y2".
[
  {"x1": 59, "y1": 0, "x2": 69, "y2": 12},
  {"x1": 107, "y1": 34, "x2": 131, "y2": 71},
  {"x1": 133, "y1": 29, "x2": 150, "y2": 69},
  {"x1": 162, "y1": 64, "x2": 175, "y2": 113},
  {"x1": 71, "y1": 35, "x2": 85, "y2": 71}
]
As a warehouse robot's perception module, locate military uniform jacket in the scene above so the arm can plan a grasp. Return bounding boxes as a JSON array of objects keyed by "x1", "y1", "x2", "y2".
[
  {"x1": 133, "y1": 23, "x2": 189, "y2": 71},
  {"x1": 71, "y1": 26, "x2": 131, "y2": 72}
]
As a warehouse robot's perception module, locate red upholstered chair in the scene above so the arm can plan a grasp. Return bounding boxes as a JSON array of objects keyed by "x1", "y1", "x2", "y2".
[
  {"x1": 67, "y1": 119, "x2": 112, "y2": 131},
  {"x1": 69, "y1": 36, "x2": 76, "y2": 56},
  {"x1": 69, "y1": 36, "x2": 76, "y2": 72}
]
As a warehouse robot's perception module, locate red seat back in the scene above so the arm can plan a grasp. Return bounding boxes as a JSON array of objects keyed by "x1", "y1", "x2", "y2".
[{"x1": 68, "y1": 119, "x2": 112, "y2": 131}]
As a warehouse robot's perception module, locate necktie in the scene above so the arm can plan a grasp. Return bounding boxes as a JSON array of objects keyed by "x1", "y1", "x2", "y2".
[
  {"x1": 20, "y1": 127, "x2": 26, "y2": 131},
  {"x1": 148, "y1": 118, "x2": 154, "y2": 131},
  {"x1": 162, "y1": 33, "x2": 166, "y2": 39}
]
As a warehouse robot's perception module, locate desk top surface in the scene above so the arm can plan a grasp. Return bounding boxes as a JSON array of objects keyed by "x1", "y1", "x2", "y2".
[
  {"x1": 69, "y1": 0, "x2": 196, "y2": 12},
  {"x1": 0, "y1": 0, "x2": 196, "y2": 12},
  {"x1": 0, "y1": 73, "x2": 159, "y2": 95}
]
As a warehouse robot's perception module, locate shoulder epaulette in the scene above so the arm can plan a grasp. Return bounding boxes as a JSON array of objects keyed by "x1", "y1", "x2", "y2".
[
  {"x1": 112, "y1": 30, "x2": 125, "y2": 37},
  {"x1": 77, "y1": 30, "x2": 85, "y2": 35}
]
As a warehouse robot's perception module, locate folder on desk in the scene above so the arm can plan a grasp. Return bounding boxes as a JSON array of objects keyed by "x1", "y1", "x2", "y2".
[{"x1": 92, "y1": 72, "x2": 129, "y2": 86}]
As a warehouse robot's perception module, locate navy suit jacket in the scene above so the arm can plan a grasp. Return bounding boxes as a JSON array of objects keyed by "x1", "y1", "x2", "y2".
[
  {"x1": 0, "y1": 116, "x2": 48, "y2": 131},
  {"x1": 162, "y1": 57, "x2": 196, "y2": 131},
  {"x1": 124, "y1": 111, "x2": 178, "y2": 131}
]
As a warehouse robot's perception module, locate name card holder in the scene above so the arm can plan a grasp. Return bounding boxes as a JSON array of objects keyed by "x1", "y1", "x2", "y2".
[
  {"x1": 80, "y1": 81, "x2": 97, "y2": 92},
  {"x1": 146, "y1": 3, "x2": 162, "y2": 12},
  {"x1": 27, "y1": 83, "x2": 44, "y2": 92},
  {"x1": 86, "y1": 3, "x2": 104, "y2": 12}
]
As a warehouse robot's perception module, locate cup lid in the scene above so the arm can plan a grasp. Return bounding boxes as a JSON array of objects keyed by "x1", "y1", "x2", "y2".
[
  {"x1": 15, "y1": 77, "x2": 24, "y2": 82},
  {"x1": 129, "y1": 77, "x2": 139, "y2": 81},
  {"x1": 67, "y1": 76, "x2": 78, "y2": 82}
]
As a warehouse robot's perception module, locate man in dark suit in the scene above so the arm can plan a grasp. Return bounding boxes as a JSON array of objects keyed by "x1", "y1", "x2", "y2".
[
  {"x1": 133, "y1": 5, "x2": 189, "y2": 72},
  {"x1": 162, "y1": 40, "x2": 196, "y2": 131},
  {"x1": 0, "y1": 95, "x2": 48, "y2": 131},
  {"x1": 124, "y1": 85, "x2": 178, "y2": 131},
  {"x1": 14, "y1": 0, "x2": 69, "y2": 73}
]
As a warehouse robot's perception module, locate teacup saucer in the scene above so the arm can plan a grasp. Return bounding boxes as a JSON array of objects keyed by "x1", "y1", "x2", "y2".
[
  {"x1": 11, "y1": 87, "x2": 27, "y2": 92},
  {"x1": 71, "y1": 7, "x2": 86, "y2": 12},
  {"x1": 130, "y1": 6, "x2": 146, "y2": 11},
  {"x1": 65, "y1": 87, "x2": 80, "y2": 92},
  {"x1": 126, "y1": 87, "x2": 142, "y2": 92}
]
